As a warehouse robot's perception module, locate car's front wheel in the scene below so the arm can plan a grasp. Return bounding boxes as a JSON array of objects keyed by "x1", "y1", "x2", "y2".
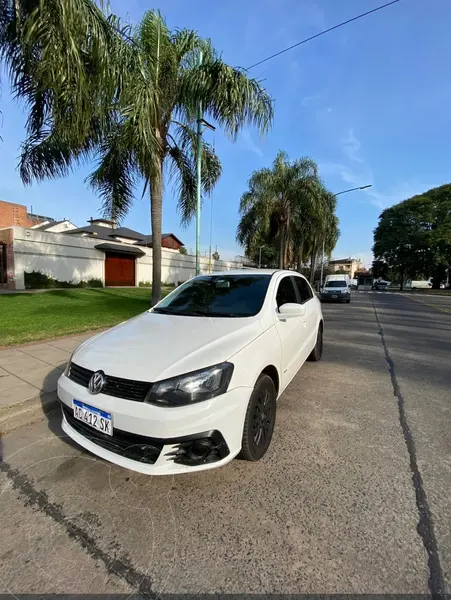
[
  {"x1": 240, "y1": 374, "x2": 276, "y2": 461},
  {"x1": 308, "y1": 323, "x2": 323, "y2": 361}
]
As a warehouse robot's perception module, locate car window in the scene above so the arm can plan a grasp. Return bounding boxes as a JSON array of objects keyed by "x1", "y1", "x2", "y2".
[
  {"x1": 325, "y1": 280, "x2": 347, "y2": 287},
  {"x1": 275, "y1": 276, "x2": 297, "y2": 308},
  {"x1": 293, "y1": 276, "x2": 313, "y2": 303},
  {"x1": 152, "y1": 274, "x2": 271, "y2": 317}
]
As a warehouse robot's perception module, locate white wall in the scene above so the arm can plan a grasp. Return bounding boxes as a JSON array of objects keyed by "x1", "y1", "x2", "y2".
[
  {"x1": 12, "y1": 227, "x2": 105, "y2": 289},
  {"x1": 136, "y1": 250, "x2": 240, "y2": 285},
  {"x1": 11, "y1": 227, "x2": 245, "y2": 289}
]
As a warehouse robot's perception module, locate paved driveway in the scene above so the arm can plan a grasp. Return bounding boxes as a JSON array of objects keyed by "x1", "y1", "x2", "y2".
[{"x1": 1, "y1": 292, "x2": 450, "y2": 595}]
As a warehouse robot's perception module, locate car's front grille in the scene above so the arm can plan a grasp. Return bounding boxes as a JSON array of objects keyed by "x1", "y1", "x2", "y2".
[
  {"x1": 69, "y1": 362, "x2": 93, "y2": 387},
  {"x1": 68, "y1": 362, "x2": 151, "y2": 402},
  {"x1": 61, "y1": 404, "x2": 163, "y2": 464}
]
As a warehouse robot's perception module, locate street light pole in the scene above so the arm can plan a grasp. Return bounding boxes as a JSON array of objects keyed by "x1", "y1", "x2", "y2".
[
  {"x1": 195, "y1": 50, "x2": 203, "y2": 276},
  {"x1": 320, "y1": 184, "x2": 372, "y2": 288},
  {"x1": 258, "y1": 245, "x2": 264, "y2": 268}
]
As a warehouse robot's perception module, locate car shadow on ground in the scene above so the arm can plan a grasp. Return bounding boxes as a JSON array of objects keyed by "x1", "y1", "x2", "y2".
[{"x1": 40, "y1": 367, "x2": 90, "y2": 455}]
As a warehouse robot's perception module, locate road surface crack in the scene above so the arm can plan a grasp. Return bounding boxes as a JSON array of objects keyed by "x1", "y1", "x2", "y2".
[
  {"x1": 372, "y1": 298, "x2": 445, "y2": 598},
  {"x1": 0, "y1": 459, "x2": 156, "y2": 599}
]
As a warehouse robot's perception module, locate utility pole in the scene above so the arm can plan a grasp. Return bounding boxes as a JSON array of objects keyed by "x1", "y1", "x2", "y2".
[
  {"x1": 194, "y1": 49, "x2": 216, "y2": 276},
  {"x1": 320, "y1": 184, "x2": 372, "y2": 288},
  {"x1": 258, "y1": 245, "x2": 264, "y2": 269},
  {"x1": 195, "y1": 50, "x2": 203, "y2": 276}
]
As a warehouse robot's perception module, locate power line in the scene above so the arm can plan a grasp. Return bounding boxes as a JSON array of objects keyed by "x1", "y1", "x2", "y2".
[{"x1": 247, "y1": 0, "x2": 401, "y2": 70}]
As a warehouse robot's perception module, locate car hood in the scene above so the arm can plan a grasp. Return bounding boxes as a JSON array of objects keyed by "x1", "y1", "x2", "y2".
[{"x1": 72, "y1": 311, "x2": 263, "y2": 382}]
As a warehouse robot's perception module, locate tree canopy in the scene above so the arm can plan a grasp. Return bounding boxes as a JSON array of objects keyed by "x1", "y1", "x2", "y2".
[{"x1": 373, "y1": 184, "x2": 451, "y2": 289}]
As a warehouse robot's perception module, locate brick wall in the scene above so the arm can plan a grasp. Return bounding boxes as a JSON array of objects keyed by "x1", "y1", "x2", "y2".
[
  {"x1": 0, "y1": 228, "x2": 15, "y2": 290},
  {"x1": 0, "y1": 200, "x2": 47, "y2": 228}
]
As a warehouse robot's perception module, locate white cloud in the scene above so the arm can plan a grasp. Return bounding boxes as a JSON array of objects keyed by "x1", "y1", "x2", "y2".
[
  {"x1": 341, "y1": 129, "x2": 364, "y2": 163},
  {"x1": 240, "y1": 129, "x2": 263, "y2": 157},
  {"x1": 321, "y1": 130, "x2": 437, "y2": 211}
]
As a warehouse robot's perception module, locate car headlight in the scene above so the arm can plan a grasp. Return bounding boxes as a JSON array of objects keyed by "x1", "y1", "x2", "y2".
[
  {"x1": 342, "y1": 289, "x2": 348, "y2": 293},
  {"x1": 145, "y1": 362, "x2": 234, "y2": 407},
  {"x1": 63, "y1": 351, "x2": 75, "y2": 376}
]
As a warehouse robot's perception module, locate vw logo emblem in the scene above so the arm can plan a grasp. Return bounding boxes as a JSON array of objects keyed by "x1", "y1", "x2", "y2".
[{"x1": 88, "y1": 370, "x2": 105, "y2": 395}]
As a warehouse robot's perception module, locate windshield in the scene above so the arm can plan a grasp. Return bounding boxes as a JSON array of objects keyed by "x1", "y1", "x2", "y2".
[
  {"x1": 152, "y1": 274, "x2": 272, "y2": 317},
  {"x1": 325, "y1": 280, "x2": 347, "y2": 288}
]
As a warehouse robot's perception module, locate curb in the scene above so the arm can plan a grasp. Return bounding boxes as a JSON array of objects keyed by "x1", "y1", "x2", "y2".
[{"x1": 0, "y1": 392, "x2": 59, "y2": 436}]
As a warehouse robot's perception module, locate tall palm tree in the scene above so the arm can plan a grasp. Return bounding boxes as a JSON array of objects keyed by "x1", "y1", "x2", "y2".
[
  {"x1": 2, "y1": 6, "x2": 273, "y2": 305},
  {"x1": 87, "y1": 12, "x2": 273, "y2": 304},
  {"x1": 237, "y1": 151, "x2": 318, "y2": 269}
]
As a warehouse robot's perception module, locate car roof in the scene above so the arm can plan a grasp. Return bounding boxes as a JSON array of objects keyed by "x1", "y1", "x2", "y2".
[{"x1": 199, "y1": 269, "x2": 296, "y2": 277}]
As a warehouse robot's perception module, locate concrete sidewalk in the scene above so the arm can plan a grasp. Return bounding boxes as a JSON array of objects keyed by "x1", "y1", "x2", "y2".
[{"x1": 0, "y1": 331, "x2": 99, "y2": 434}]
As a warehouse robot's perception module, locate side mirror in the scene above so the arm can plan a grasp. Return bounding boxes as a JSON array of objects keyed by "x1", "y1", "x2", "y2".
[{"x1": 278, "y1": 303, "x2": 305, "y2": 318}]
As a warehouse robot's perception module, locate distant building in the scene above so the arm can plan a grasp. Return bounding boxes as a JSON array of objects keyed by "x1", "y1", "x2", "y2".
[
  {"x1": 0, "y1": 200, "x2": 54, "y2": 229},
  {"x1": 328, "y1": 257, "x2": 364, "y2": 279}
]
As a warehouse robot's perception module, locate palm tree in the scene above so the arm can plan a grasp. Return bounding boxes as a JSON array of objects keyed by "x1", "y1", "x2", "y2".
[
  {"x1": 304, "y1": 190, "x2": 339, "y2": 283},
  {"x1": 237, "y1": 152, "x2": 319, "y2": 269},
  {"x1": 0, "y1": 0, "x2": 128, "y2": 158},
  {"x1": 2, "y1": 6, "x2": 273, "y2": 305}
]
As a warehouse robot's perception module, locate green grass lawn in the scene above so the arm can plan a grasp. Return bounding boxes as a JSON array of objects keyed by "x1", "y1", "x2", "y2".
[{"x1": 0, "y1": 287, "x2": 171, "y2": 347}]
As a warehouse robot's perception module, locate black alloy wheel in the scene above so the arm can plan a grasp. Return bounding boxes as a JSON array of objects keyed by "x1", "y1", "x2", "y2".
[{"x1": 240, "y1": 374, "x2": 276, "y2": 461}]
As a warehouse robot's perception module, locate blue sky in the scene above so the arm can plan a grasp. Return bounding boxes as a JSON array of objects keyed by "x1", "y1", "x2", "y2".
[{"x1": 1, "y1": 0, "x2": 450, "y2": 265}]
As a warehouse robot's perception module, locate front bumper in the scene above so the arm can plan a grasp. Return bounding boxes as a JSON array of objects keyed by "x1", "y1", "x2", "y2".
[
  {"x1": 57, "y1": 374, "x2": 251, "y2": 475},
  {"x1": 321, "y1": 293, "x2": 350, "y2": 302}
]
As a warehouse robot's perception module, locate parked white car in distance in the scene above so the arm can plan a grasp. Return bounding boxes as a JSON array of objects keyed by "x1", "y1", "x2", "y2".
[
  {"x1": 57, "y1": 270, "x2": 324, "y2": 475},
  {"x1": 321, "y1": 274, "x2": 351, "y2": 303}
]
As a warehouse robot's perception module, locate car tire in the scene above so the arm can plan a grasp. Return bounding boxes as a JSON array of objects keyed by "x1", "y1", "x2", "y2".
[
  {"x1": 240, "y1": 374, "x2": 276, "y2": 462},
  {"x1": 346, "y1": 298, "x2": 351, "y2": 304},
  {"x1": 308, "y1": 323, "x2": 323, "y2": 362}
]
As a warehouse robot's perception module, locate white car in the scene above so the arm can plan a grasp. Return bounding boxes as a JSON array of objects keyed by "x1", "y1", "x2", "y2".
[{"x1": 58, "y1": 270, "x2": 324, "y2": 475}]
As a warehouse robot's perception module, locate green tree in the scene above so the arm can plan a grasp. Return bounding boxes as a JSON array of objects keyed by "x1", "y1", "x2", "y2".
[
  {"x1": 90, "y1": 11, "x2": 272, "y2": 304},
  {"x1": 237, "y1": 152, "x2": 320, "y2": 269},
  {"x1": 2, "y1": 6, "x2": 273, "y2": 304},
  {"x1": 179, "y1": 246, "x2": 187, "y2": 255},
  {"x1": 373, "y1": 184, "x2": 451, "y2": 289},
  {"x1": 212, "y1": 250, "x2": 220, "y2": 261},
  {"x1": 371, "y1": 259, "x2": 389, "y2": 280}
]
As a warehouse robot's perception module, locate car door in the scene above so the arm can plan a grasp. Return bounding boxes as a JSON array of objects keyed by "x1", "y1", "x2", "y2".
[
  {"x1": 292, "y1": 275, "x2": 319, "y2": 363},
  {"x1": 273, "y1": 275, "x2": 305, "y2": 389}
]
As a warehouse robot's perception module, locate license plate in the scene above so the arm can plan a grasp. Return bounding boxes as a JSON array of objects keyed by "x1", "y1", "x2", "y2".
[
  {"x1": 72, "y1": 399, "x2": 113, "y2": 436},
  {"x1": 332, "y1": 295, "x2": 338, "y2": 298}
]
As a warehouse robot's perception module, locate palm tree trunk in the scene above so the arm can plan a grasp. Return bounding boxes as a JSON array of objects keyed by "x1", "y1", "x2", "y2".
[{"x1": 150, "y1": 160, "x2": 163, "y2": 305}]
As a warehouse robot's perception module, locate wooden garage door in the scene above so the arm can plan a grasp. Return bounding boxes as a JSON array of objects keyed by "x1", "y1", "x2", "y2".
[{"x1": 105, "y1": 252, "x2": 136, "y2": 287}]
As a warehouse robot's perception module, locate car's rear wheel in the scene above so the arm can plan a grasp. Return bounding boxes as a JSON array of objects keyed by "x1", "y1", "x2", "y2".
[
  {"x1": 240, "y1": 374, "x2": 276, "y2": 461},
  {"x1": 308, "y1": 323, "x2": 323, "y2": 362}
]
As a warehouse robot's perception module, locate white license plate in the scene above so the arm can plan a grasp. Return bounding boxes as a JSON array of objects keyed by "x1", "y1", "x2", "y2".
[
  {"x1": 332, "y1": 295, "x2": 338, "y2": 298},
  {"x1": 72, "y1": 399, "x2": 113, "y2": 436}
]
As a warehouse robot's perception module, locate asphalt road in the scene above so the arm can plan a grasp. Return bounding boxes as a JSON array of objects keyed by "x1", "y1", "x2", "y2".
[{"x1": 1, "y1": 291, "x2": 450, "y2": 596}]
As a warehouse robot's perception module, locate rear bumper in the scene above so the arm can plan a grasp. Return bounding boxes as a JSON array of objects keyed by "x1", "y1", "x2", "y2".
[{"x1": 58, "y1": 373, "x2": 251, "y2": 475}]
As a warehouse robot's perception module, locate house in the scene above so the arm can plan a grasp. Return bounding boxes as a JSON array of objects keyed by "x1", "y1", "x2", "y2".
[
  {"x1": 65, "y1": 218, "x2": 184, "y2": 251},
  {"x1": 327, "y1": 257, "x2": 364, "y2": 279},
  {"x1": 0, "y1": 223, "x2": 242, "y2": 290},
  {"x1": 0, "y1": 199, "x2": 55, "y2": 229}
]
